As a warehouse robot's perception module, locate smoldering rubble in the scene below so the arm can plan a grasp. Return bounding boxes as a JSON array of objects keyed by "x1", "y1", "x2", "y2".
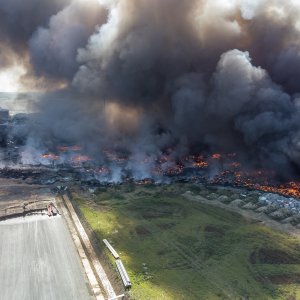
[{"x1": 2, "y1": 0, "x2": 300, "y2": 179}]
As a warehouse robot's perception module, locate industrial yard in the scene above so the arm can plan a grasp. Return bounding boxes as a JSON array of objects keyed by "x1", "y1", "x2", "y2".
[{"x1": 74, "y1": 183, "x2": 300, "y2": 300}]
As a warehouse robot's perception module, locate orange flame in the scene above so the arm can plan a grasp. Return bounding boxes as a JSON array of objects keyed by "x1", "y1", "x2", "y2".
[
  {"x1": 42, "y1": 153, "x2": 59, "y2": 160},
  {"x1": 73, "y1": 155, "x2": 91, "y2": 163}
]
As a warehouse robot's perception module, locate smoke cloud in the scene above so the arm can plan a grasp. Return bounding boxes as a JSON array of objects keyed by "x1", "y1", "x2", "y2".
[
  {"x1": 3, "y1": 0, "x2": 300, "y2": 177},
  {"x1": 29, "y1": 0, "x2": 107, "y2": 80},
  {"x1": 0, "y1": 0, "x2": 72, "y2": 90}
]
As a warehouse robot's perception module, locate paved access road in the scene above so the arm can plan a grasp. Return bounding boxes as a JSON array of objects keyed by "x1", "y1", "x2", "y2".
[{"x1": 0, "y1": 215, "x2": 93, "y2": 300}]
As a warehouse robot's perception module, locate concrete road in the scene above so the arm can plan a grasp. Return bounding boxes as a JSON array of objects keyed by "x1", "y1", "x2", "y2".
[{"x1": 0, "y1": 215, "x2": 93, "y2": 300}]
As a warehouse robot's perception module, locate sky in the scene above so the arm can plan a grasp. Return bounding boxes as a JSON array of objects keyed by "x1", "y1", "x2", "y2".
[{"x1": 0, "y1": 66, "x2": 26, "y2": 93}]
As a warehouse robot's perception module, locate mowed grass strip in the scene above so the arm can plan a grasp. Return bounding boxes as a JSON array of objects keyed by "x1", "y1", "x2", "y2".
[{"x1": 74, "y1": 184, "x2": 300, "y2": 300}]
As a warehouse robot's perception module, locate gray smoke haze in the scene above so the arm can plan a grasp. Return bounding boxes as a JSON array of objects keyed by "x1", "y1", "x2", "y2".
[
  {"x1": 29, "y1": 0, "x2": 107, "y2": 79},
  {"x1": 3, "y1": 0, "x2": 300, "y2": 176},
  {"x1": 0, "y1": 0, "x2": 71, "y2": 64}
]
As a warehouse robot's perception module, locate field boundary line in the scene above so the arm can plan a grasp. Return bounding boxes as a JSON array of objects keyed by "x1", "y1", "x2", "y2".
[
  {"x1": 62, "y1": 194, "x2": 117, "y2": 299},
  {"x1": 57, "y1": 196, "x2": 105, "y2": 300}
]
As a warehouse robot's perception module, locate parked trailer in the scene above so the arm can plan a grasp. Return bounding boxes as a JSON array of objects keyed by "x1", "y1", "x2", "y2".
[
  {"x1": 116, "y1": 259, "x2": 131, "y2": 289},
  {"x1": 103, "y1": 239, "x2": 131, "y2": 289}
]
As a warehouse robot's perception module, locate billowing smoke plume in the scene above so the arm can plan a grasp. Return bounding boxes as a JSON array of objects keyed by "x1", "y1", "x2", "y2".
[
  {"x1": 0, "y1": 0, "x2": 71, "y2": 85},
  {"x1": 29, "y1": 0, "x2": 107, "y2": 79},
  {"x1": 4, "y1": 0, "x2": 300, "y2": 178}
]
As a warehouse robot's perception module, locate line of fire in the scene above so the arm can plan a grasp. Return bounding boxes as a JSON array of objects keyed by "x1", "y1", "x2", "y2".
[{"x1": 1, "y1": 106, "x2": 300, "y2": 200}]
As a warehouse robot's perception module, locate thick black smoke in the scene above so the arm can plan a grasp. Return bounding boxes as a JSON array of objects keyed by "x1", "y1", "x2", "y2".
[{"x1": 3, "y1": 0, "x2": 300, "y2": 177}]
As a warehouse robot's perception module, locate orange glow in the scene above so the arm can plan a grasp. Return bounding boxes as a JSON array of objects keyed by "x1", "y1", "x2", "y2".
[
  {"x1": 57, "y1": 146, "x2": 68, "y2": 152},
  {"x1": 72, "y1": 155, "x2": 91, "y2": 163},
  {"x1": 70, "y1": 145, "x2": 81, "y2": 151},
  {"x1": 37, "y1": 148, "x2": 300, "y2": 199},
  {"x1": 212, "y1": 153, "x2": 222, "y2": 159},
  {"x1": 104, "y1": 102, "x2": 140, "y2": 132},
  {"x1": 57, "y1": 145, "x2": 81, "y2": 152},
  {"x1": 230, "y1": 162, "x2": 241, "y2": 168},
  {"x1": 42, "y1": 153, "x2": 59, "y2": 160},
  {"x1": 193, "y1": 161, "x2": 209, "y2": 168}
]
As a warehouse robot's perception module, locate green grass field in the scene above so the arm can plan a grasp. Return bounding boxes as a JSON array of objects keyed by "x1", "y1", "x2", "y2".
[{"x1": 73, "y1": 183, "x2": 300, "y2": 299}]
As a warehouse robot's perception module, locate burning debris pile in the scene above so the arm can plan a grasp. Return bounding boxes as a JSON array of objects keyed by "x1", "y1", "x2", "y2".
[{"x1": 1, "y1": 115, "x2": 300, "y2": 202}]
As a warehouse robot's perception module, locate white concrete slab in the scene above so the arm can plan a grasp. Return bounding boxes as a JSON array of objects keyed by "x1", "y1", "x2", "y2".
[{"x1": 0, "y1": 215, "x2": 92, "y2": 300}]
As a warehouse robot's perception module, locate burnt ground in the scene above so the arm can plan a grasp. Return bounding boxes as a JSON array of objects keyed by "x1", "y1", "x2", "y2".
[
  {"x1": 250, "y1": 248, "x2": 300, "y2": 265},
  {"x1": 266, "y1": 274, "x2": 300, "y2": 285},
  {"x1": 0, "y1": 178, "x2": 53, "y2": 220}
]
